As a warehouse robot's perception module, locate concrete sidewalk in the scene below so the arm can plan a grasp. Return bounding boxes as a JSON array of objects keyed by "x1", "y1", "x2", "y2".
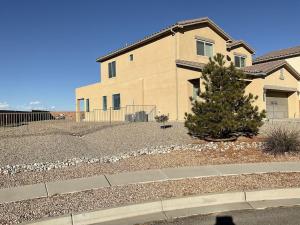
[{"x1": 2, "y1": 161, "x2": 300, "y2": 204}]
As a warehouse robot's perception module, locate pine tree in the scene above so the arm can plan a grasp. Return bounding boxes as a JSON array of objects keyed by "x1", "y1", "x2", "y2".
[{"x1": 184, "y1": 53, "x2": 266, "y2": 139}]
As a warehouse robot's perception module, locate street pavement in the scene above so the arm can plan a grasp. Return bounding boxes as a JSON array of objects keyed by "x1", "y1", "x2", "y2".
[{"x1": 142, "y1": 206, "x2": 300, "y2": 225}]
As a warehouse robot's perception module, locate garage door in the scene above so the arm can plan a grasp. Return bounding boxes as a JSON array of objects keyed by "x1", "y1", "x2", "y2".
[{"x1": 266, "y1": 91, "x2": 288, "y2": 119}]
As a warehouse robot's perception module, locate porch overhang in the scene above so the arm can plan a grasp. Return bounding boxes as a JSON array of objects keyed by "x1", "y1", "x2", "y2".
[
  {"x1": 175, "y1": 59, "x2": 205, "y2": 71},
  {"x1": 264, "y1": 85, "x2": 298, "y2": 93}
]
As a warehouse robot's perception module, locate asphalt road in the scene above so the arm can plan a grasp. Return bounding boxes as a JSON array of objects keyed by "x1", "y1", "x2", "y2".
[{"x1": 143, "y1": 206, "x2": 300, "y2": 225}]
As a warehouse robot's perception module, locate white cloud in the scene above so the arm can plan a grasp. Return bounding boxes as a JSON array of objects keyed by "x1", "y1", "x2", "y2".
[
  {"x1": 29, "y1": 101, "x2": 41, "y2": 105},
  {"x1": 50, "y1": 106, "x2": 56, "y2": 109},
  {"x1": 0, "y1": 102, "x2": 9, "y2": 109}
]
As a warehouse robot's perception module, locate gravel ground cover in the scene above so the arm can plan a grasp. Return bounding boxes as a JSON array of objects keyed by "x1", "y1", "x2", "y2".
[
  {"x1": 0, "y1": 119, "x2": 296, "y2": 168},
  {"x1": 1, "y1": 172, "x2": 300, "y2": 225},
  {"x1": 0, "y1": 121, "x2": 124, "y2": 138},
  {"x1": 0, "y1": 122, "x2": 192, "y2": 166},
  {"x1": 1, "y1": 120, "x2": 300, "y2": 189},
  {"x1": 3, "y1": 141, "x2": 300, "y2": 188}
]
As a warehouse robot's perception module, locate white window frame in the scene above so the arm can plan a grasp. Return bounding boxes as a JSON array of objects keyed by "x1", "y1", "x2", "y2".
[
  {"x1": 196, "y1": 40, "x2": 214, "y2": 58},
  {"x1": 234, "y1": 55, "x2": 246, "y2": 68}
]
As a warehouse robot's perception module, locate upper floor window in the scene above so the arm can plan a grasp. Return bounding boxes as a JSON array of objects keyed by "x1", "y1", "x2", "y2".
[
  {"x1": 234, "y1": 55, "x2": 246, "y2": 68},
  {"x1": 108, "y1": 61, "x2": 116, "y2": 78},
  {"x1": 196, "y1": 40, "x2": 213, "y2": 58},
  {"x1": 129, "y1": 54, "x2": 133, "y2": 61},
  {"x1": 112, "y1": 93, "x2": 120, "y2": 110}
]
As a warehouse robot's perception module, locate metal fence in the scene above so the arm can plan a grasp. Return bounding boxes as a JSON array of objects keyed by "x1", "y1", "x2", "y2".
[
  {"x1": 0, "y1": 111, "x2": 57, "y2": 127},
  {"x1": 0, "y1": 105, "x2": 157, "y2": 128},
  {"x1": 80, "y1": 105, "x2": 157, "y2": 123}
]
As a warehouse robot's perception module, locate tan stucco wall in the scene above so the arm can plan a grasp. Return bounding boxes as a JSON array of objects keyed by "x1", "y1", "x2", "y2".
[
  {"x1": 228, "y1": 46, "x2": 253, "y2": 66},
  {"x1": 286, "y1": 56, "x2": 300, "y2": 99},
  {"x1": 178, "y1": 26, "x2": 252, "y2": 67},
  {"x1": 100, "y1": 35, "x2": 175, "y2": 84},
  {"x1": 76, "y1": 34, "x2": 178, "y2": 120},
  {"x1": 176, "y1": 68, "x2": 203, "y2": 120}
]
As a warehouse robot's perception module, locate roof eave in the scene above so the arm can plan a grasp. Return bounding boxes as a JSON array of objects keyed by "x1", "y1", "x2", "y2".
[
  {"x1": 254, "y1": 52, "x2": 300, "y2": 64},
  {"x1": 96, "y1": 25, "x2": 176, "y2": 62},
  {"x1": 96, "y1": 18, "x2": 234, "y2": 63},
  {"x1": 244, "y1": 72, "x2": 267, "y2": 77},
  {"x1": 227, "y1": 42, "x2": 255, "y2": 54}
]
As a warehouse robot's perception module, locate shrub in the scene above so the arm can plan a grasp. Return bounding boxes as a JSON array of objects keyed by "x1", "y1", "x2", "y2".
[
  {"x1": 184, "y1": 53, "x2": 265, "y2": 139},
  {"x1": 264, "y1": 127, "x2": 300, "y2": 155},
  {"x1": 155, "y1": 114, "x2": 169, "y2": 123}
]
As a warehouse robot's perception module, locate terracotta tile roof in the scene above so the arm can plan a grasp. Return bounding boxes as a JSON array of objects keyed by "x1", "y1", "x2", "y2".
[
  {"x1": 254, "y1": 45, "x2": 300, "y2": 63},
  {"x1": 96, "y1": 17, "x2": 252, "y2": 62},
  {"x1": 176, "y1": 58, "x2": 300, "y2": 80},
  {"x1": 175, "y1": 59, "x2": 205, "y2": 70},
  {"x1": 226, "y1": 40, "x2": 255, "y2": 54},
  {"x1": 242, "y1": 60, "x2": 300, "y2": 79}
]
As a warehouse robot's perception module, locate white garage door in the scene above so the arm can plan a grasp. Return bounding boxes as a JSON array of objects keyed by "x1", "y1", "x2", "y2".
[{"x1": 266, "y1": 91, "x2": 289, "y2": 119}]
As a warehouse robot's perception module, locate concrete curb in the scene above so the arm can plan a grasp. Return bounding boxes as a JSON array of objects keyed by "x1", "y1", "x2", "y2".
[{"x1": 23, "y1": 187, "x2": 300, "y2": 225}]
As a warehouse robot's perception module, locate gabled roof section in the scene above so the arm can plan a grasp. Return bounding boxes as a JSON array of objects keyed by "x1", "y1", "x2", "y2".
[
  {"x1": 254, "y1": 45, "x2": 300, "y2": 64},
  {"x1": 242, "y1": 60, "x2": 300, "y2": 80},
  {"x1": 96, "y1": 17, "x2": 235, "y2": 63},
  {"x1": 226, "y1": 40, "x2": 255, "y2": 54}
]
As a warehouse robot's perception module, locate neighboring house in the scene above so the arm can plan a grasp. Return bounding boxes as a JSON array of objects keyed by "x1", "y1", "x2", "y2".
[
  {"x1": 254, "y1": 45, "x2": 300, "y2": 73},
  {"x1": 76, "y1": 17, "x2": 300, "y2": 121},
  {"x1": 251, "y1": 46, "x2": 300, "y2": 119}
]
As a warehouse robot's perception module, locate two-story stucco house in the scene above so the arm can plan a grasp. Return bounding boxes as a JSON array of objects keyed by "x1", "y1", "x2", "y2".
[{"x1": 76, "y1": 17, "x2": 300, "y2": 121}]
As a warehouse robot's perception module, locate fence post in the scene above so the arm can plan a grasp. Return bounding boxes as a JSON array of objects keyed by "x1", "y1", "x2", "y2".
[
  {"x1": 125, "y1": 105, "x2": 127, "y2": 122},
  {"x1": 109, "y1": 107, "x2": 112, "y2": 125}
]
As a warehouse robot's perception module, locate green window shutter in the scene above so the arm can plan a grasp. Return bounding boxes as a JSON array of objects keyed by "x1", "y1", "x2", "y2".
[{"x1": 102, "y1": 96, "x2": 107, "y2": 111}]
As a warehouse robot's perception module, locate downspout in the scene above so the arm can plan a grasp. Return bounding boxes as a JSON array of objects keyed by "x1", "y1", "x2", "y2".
[{"x1": 171, "y1": 26, "x2": 179, "y2": 120}]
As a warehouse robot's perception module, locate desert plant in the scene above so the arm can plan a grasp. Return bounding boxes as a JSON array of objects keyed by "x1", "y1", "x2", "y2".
[
  {"x1": 184, "y1": 53, "x2": 266, "y2": 140},
  {"x1": 155, "y1": 114, "x2": 169, "y2": 128},
  {"x1": 264, "y1": 127, "x2": 300, "y2": 155}
]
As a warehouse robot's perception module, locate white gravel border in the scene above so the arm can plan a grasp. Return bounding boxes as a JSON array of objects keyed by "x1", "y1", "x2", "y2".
[{"x1": 0, "y1": 142, "x2": 263, "y2": 175}]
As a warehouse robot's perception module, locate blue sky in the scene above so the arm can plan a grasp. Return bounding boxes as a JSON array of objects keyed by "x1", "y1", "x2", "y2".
[{"x1": 0, "y1": 0, "x2": 300, "y2": 111}]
